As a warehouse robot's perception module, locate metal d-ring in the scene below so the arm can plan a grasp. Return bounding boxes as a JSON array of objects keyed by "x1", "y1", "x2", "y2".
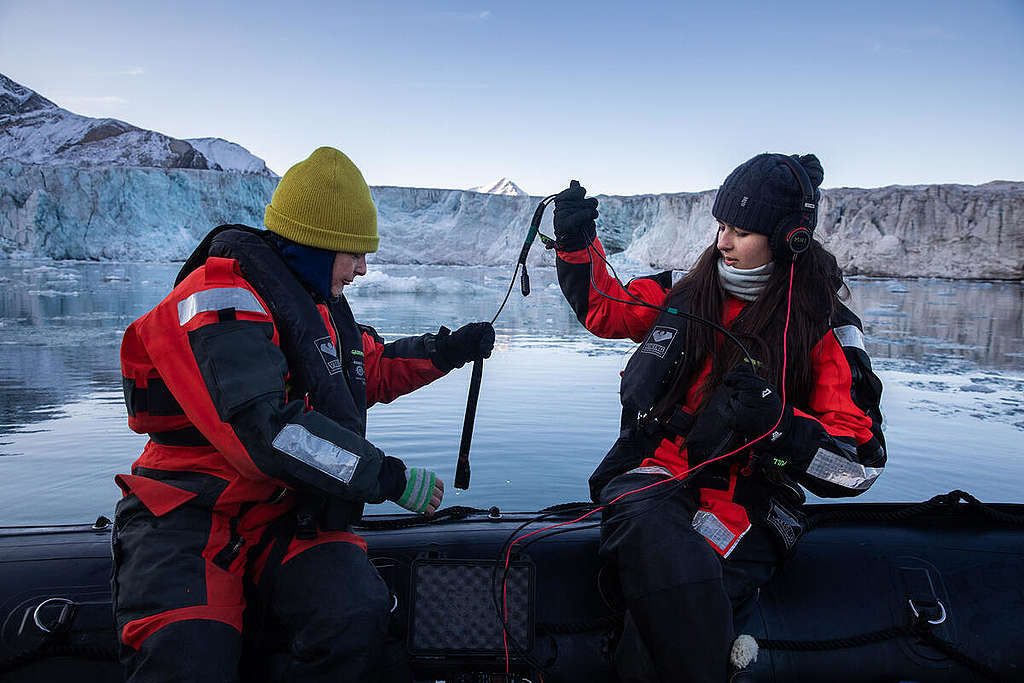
[
  {"x1": 390, "y1": 594, "x2": 399, "y2": 613},
  {"x1": 908, "y1": 598, "x2": 947, "y2": 625},
  {"x1": 33, "y1": 597, "x2": 75, "y2": 633}
]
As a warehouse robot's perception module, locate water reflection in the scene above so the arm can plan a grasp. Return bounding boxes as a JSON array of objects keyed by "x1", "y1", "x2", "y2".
[
  {"x1": 2, "y1": 261, "x2": 1022, "y2": 442},
  {"x1": 848, "y1": 278, "x2": 1023, "y2": 371},
  {"x1": 0, "y1": 260, "x2": 1021, "y2": 524},
  {"x1": 0, "y1": 261, "x2": 178, "y2": 441}
]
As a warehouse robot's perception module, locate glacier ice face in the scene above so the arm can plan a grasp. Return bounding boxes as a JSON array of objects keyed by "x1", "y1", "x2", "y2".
[
  {"x1": 605, "y1": 183, "x2": 1024, "y2": 280},
  {"x1": 1, "y1": 161, "x2": 1021, "y2": 279},
  {"x1": 0, "y1": 160, "x2": 277, "y2": 260},
  {"x1": 372, "y1": 185, "x2": 555, "y2": 266}
]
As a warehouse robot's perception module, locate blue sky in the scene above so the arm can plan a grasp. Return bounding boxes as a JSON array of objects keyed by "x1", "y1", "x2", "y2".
[{"x1": 1, "y1": 0, "x2": 1022, "y2": 195}]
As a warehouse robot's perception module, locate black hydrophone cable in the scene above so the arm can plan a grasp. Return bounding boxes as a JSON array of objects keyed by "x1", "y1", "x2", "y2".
[
  {"x1": 468, "y1": 194, "x2": 756, "y2": 491},
  {"x1": 492, "y1": 474, "x2": 700, "y2": 673},
  {"x1": 491, "y1": 247, "x2": 801, "y2": 671},
  {"x1": 455, "y1": 194, "x2": 559, "y2": 490},
  {"x1": 489, "y1": 482, "x2": 692, "y2": 663},
  {"x1": 584, "y1": 241, "x2": 756, "y2": 366},
  {"x1": 478, "y1": 193, "x2": 799, "y2": 672}
]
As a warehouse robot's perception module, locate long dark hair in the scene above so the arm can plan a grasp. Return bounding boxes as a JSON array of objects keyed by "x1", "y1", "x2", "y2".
[{"x1": 653, "y1": 238, "x2": 846, "y2": 418}]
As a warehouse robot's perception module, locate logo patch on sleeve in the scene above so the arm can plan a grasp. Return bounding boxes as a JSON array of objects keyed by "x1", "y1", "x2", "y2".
[
  {"x1": 314, "y1": 336, "x2": 343, "y2": 375},
  {"x1": 641, "y1": 326, "x2": 677, "y2": 358},
  {"x1": 351, "y1": 358, "x2": 366, "y2": 382}
]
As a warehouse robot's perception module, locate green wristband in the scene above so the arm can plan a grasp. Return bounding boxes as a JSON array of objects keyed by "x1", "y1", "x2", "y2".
[{"x1": 397, "y1": 468, "x2": 436, "y2": 514}]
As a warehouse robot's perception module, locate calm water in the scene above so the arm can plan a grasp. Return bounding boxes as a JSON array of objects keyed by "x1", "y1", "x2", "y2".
[{"x1": 1, "y1": 260, "x2": 1022, "y2": 526}]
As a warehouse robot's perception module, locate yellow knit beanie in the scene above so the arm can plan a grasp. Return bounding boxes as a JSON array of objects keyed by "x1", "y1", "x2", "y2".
[{"x1": 264, "y1": 147, "x2": 379, "y2": 253}]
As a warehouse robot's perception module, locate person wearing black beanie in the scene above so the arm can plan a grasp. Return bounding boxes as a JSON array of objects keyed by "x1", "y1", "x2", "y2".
[
  {"x1": 712, "y1": 153, "x2": 824, "y2": 251},
  {"x1": 551, "y1": 153, "x2": 886, "y2": 682}
]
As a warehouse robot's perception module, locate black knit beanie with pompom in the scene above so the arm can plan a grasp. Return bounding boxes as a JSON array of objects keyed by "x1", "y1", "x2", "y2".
[{"x1": 712, "y1": 153, "x2": 824, "y2": 237}]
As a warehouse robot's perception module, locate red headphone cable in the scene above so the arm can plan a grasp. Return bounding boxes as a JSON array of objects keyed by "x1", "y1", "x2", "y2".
[{"x1": 500, "y1": 260, "x2": 797, "y2": 673}]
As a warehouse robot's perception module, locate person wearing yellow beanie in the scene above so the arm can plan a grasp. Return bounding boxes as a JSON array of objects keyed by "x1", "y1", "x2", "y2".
[
  {"x1": 113, "y1": 147, "x2": 494, "y2": 681},
  {"x1": 265, "y1": 146, "x2": 380, "y2": 254}
]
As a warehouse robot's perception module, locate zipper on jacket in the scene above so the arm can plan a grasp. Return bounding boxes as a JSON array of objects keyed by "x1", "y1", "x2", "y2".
[{"x1": 212, "y1": 503, "x2": 256, "y2": 570}]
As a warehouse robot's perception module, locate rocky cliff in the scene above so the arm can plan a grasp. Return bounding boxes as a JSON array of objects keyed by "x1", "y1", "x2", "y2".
[{"x1": 609, "y1": 181, "x2": 1024, "y2": 280}]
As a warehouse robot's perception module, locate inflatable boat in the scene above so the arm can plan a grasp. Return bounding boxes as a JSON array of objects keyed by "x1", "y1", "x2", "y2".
[{"x1": 1, "y1": 490, "x2": 1021, "y2": 682}]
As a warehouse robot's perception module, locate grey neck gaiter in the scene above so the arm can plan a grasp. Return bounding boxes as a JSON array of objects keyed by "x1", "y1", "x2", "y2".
[{"x1": 717, "y1": 259, "x2": 775, "y2": 302}]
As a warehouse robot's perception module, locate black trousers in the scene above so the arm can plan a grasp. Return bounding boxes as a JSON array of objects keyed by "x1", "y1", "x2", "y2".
[
  {"x1": 113, "y1": 494, "x2": 397, "y2": 683},
  {"x1": 598, "y1": 473, "x2": 783, "y2": 683}
]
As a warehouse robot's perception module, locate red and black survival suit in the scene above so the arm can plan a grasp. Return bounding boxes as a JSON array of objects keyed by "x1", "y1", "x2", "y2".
[
  {"x1": 557, "y1": 237, "x2": 886, "y2": 683},
  {"x1": 115, "y1": 226, "x2": 450, "y2": 682}
]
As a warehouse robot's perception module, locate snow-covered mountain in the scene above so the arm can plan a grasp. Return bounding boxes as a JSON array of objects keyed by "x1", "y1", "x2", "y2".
[
  {"x1": 468, "y1": 177, "x2": 529, "y2": 196},
  {"x1": 0, "y1": 73, "x2": 274, "y2": 176},
  {"x1": 186, "y1": 138, "x2": 275, "y2": 176}
]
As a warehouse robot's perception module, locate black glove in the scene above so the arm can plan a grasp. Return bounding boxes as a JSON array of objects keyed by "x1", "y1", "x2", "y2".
[
  {"x1": 434, "y1": 322, "x2": 495, "y2": 371},
  {"x1": 721, "y1": 366, "x2": 793, "y2": 452},
  {"x1": 553, "y1": 180, "x2": 598, "y2": 251},
  {"x1": 682, "y1": 387, "x2": 742, "y2": 470}
]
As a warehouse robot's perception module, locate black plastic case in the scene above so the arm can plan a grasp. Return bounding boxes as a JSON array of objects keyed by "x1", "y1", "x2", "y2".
[{"x1": 408, "y1": 556, "x2": 535, "y2": 657}]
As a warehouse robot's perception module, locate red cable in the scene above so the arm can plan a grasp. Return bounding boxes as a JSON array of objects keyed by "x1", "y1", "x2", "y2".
[{"x1": 502, "y1": 260, "x2": 797, "y2": 672}]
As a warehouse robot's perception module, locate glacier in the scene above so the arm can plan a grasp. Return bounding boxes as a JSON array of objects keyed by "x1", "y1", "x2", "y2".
[{"x1": 1, "y1": 160, "x2": 1020, "y2": 279}]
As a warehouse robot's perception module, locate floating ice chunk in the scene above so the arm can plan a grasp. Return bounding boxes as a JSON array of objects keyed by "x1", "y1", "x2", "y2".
[{"x1": 346, "y1": 270, "x2": 491, "y2": 296}]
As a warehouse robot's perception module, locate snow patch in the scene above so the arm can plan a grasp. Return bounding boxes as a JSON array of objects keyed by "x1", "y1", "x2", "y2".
[
  {"x1": 468, "y1": 177, "x2": 530, "y2": 196},
  {"x1": 346, "y1": 270, "x2": 491, "y2": 295},
  {"x1": 186, "y1": 137, "x2": 276, "y2": 176}
]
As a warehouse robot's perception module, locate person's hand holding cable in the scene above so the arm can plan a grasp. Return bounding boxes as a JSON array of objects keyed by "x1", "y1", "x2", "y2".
[
  {"x1": 552, "y1": 180, "x2": 599, "y2": 251},
  {"x1": 720, "y1": 365, "x2": 798, "y2": 465},
  {"x1": 683, "y1": 364, "x2": 800, "y2": 471},
  {"x1": 680, "y1": 387, "x2": 740, "y2": 470}
]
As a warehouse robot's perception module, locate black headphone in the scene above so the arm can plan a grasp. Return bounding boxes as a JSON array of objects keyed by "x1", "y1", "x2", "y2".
[{"x1": 768, "y1": 154, "x2": 818, "y2": 260}]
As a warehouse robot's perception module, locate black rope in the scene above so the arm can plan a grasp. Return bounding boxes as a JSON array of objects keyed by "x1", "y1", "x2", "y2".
[
  {"x1": 948, "y1": 490, "x2": 1024, "y2": 525},
  {"x1": 528, "y1": 492, "x2": 1015, "y2": 681},
  {"x1": 805, "y1": 490, "x2": 1024, "y2": 531},
  {"x1": 757, "y1": 617, "x2": 1004, "y2": 682},
  {"x1": 762, "y1": 490, "x2": 1019, "y2": 681},
  {"x1": 758, "y1": 624, "x2": 911, "y2": 651},
  {"x1": 537, "y1": 605, "x2": 1004, "y2": 682},
  {"x1": 353, "y1": 505, "x2": 488, "y2": 531},
  {"x1": 918, "y1": 630, "x2": 1005, "y2": 682}
]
